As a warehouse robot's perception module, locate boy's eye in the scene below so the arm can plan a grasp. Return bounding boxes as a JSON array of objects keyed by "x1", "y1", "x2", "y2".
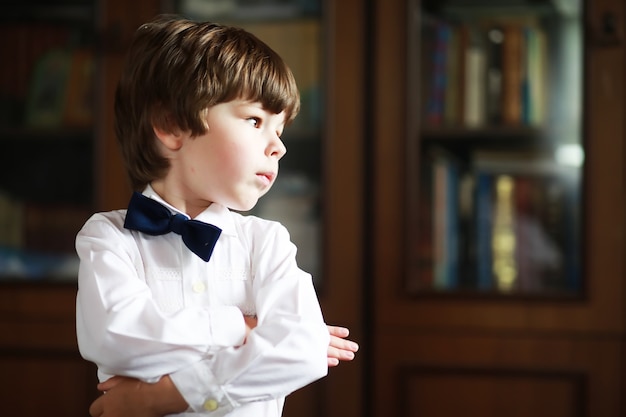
[{"x1": 247, "y1": 117, "x2": 260, "y2": 127}]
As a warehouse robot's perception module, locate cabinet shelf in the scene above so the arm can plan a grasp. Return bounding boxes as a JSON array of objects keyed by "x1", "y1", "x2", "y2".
[
  {"x1": 421, "y1": 125, "x2": 548, "y2": 151},
  {"x1": 421, "y1": 125, "x2": 542, "y2": 139},
  {"x1": 176, "y1": 0, "x2": 321, "y2": 22},
  {"x1": 422, "y1": 0, "x2": 563, "y2": 17},
  {"x1": 1, "y1": 2, "x2": 94, "y2": 23},
  {"x1": 0, "y1": 127, "x2": 92, "y2": 141}
]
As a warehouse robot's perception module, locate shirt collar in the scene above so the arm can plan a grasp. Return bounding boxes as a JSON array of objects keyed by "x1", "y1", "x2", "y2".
[{"x1": 141, "y1": 185, "x2": 237, "y2": 237}]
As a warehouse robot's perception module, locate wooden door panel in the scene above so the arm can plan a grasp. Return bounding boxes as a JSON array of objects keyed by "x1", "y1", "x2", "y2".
[
  {"x1": 0, "y1": 355, "x2": 97, "y2": 416},
  {"x1": 403, "y1": 370, "x2": 582, "y2": 417},
  {"x1": 374, "y1": 333, "x2": 621, "y2": 417}
]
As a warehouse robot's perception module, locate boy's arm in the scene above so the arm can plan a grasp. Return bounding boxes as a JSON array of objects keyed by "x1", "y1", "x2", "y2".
[
  {"x1": 89, "y1": 325, "x2": 358, "y2": 417},
  {"x1": 244, "y1": 318, "x2": 358, "y2": 366},
  {"x1": 90, "y1": 375, "x2": 186, "y2": 417}
]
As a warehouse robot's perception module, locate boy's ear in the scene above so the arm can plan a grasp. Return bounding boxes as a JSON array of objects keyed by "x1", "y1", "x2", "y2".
[{"x1": 153, "y1": 126, "x2": 184, "y2": 150}]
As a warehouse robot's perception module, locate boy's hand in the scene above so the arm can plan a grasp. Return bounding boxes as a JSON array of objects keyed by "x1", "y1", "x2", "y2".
[
  {"x1": 243, "y1": 315, "x2": 258, "y2": 343},
  {"x1": 90, "y1": 375, "x2": 187, "y2": 417},
  {"x1": 327, "y1": 325, "x2": 359, "y2": 367}
]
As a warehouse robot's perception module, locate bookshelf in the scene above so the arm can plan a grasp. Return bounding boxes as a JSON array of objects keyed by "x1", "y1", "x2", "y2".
[
  {"x1": 410, "y1": 0, "x2": 583, "y2": 296},
  {"x1": 0, "y1": 1, "x2": 96, "y2": 281},
  {"x1": 371, "y1": 0, "x2": 626, "y2": 415}
]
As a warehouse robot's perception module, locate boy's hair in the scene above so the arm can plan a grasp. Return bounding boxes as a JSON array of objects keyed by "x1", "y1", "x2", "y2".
[{"x1": 114, "y1": 15, "x2": 301, "y2": 191}]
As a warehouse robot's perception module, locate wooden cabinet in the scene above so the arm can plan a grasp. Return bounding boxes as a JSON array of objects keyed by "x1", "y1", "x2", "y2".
[
  {"x1": 0, "y1": 1, "x2": 366, "y2": 416},
  {"x1": 6, "y1": 0, "x2": 622, "y2": 415},
  {"x1": 370, "y1": 0, "x2": 626, "y2": 416},
  {"x1": 0, "y1": 283, "x2": 98, "y2": 415}
]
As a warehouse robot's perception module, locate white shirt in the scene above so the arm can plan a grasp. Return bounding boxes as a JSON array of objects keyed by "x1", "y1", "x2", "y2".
[{"x1": 75, "y1": 186, "x2": 329, "y2": 416}]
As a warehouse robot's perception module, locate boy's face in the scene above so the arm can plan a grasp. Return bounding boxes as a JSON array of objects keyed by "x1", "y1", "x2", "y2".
[{"x1": 167, "y1": 99, "x2": 287, "y2": 212}]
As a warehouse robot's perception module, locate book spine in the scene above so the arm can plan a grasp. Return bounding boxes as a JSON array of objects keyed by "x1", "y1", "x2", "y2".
[
  {"x1": 485, "y1": 26, "x2": 504, "y2": 124},
  {"x1": 464, "y1": 26, "x2": 487, "y2": 128},
  {"x1": 502, "y1": 24, "x2": 523, "y2": 125},
  {"x1": 432, "y1": 153, "x2": 460, "y2": 290},
  {"x1": 491, "y1": 175, "x2": 517, "y2": 292},
  {"x1": 426, "y1": 22, "x2": 451, "y2": 126},
  {"x1": 475, "y1": 171, "x2": 493, "y2": 290},
  {"x1": 444, "y1": 26, "x2": 460, "y2": 126}
]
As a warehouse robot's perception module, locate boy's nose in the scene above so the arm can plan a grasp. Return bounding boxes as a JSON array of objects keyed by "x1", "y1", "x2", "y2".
[{"x1": 269, "y1": 137, "x2": 287, "y2": 159}]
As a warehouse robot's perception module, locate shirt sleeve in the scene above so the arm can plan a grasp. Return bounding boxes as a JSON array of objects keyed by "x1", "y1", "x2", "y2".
[
  {"x1": 75, "y1": 214, "x2": 246, "y2": 382},
  {"x1": 169, "y1": 222, "x2": 329, "y2": 415}
]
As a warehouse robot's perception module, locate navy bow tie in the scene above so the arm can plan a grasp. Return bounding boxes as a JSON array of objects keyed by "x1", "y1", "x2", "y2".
[{"x1": 124, "y1": 192, "x2": 222, "y2": 262}]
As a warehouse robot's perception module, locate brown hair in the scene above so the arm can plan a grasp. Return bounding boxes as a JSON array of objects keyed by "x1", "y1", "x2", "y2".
[{"x1": 114, "y1": 15, "x2": 301, "y2": 191}]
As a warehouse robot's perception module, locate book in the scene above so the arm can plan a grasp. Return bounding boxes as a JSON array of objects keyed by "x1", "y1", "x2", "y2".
[
  {"x1": 444, "y1": 25, "x2": 460, "y2": 125},
  {"x1": 413, "y1": 155, "x2": 435, "y2": 291},
  {"x1": 423, "y1": 19, "x2": 452, "y2": 126},
  {"x1": 63, "y1": 48, "x2": 95, "y2": 127},
  {"x1": 0, "y1": 192, "x2": 23, "y2": 249},
  {"x1": 25, "y1": 48, "x2": 73, "y2": 128},
  {"x1": 431, "y1": 149, "x2": 460, "y2": 290},
  {"x1": 522, "y1": 25, "x2": 548, "y2": 126},
  {"x1": 474, "y1": 171, "x2": 493, "y2": 290},
  {"x1": 484, "y1": 25, "x2": 504, "y2": 124},
  {"x1": 501, "y1": 24, "x2": 523, "y2": 125},
  {"x1": 491, "y1": 174, "x2": 517, "y2": 291},
  {"x1": 513, "y1": 175, "x2": 536, "y2": 291},
  {"x1": 463, "y1": 26, "x2": 488, "y2": 127}
]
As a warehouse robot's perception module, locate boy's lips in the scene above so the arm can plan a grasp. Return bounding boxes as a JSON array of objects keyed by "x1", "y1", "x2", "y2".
[{"x1": 257, "y1": 172, "x2": 275, "y2": 187}]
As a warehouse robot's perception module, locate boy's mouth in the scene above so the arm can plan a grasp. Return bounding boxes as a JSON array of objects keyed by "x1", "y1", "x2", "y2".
[{"x1": 257, "y1": 172, "x2": 275, "y2": 187}]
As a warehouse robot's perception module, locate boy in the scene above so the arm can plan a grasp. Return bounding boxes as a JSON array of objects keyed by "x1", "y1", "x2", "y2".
[{"x1": 76, "y1": 15, "x2": 357, "y2": 417}]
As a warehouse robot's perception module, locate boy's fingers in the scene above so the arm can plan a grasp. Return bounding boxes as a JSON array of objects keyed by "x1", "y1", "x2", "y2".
[
  {"x1": 328, "y1": 345, "x2": 356, "y2": 361},
  {"x1": 97, "y1": 376, "x2": 124, "y2": 392},
  {"x1": 328, "y1": 357, "x2": 340, "y2": 367},
  {"x1": 89, "y1": 395, "x2": 104, "y2": 417},
  {"x1": 329, "y1": 335, "x2": 359, "y2": 352},
  {"x1": 327, "y1": 325, "x2": 349, "y2": 337}
]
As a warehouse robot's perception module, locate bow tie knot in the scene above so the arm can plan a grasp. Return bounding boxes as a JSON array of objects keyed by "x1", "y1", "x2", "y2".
[
  {"x1": 124, "y1": 192, "x2": 222, "y2": 262},
  {"x1": 169, "y1": 214, "x2": 189, "y2": 235}
]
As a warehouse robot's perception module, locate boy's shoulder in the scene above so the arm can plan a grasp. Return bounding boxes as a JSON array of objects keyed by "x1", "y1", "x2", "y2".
[
  {"x1": 78, "y1": 209, "x2": 129, "y2": 237},
  {"x1": 230, "y1": 210, "x2": 286, "y2": 235}
]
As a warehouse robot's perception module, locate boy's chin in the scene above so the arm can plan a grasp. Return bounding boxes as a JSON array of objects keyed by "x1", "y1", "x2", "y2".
[{"x1": 230, "y1": 199, "x2": 260, "y2": 213}]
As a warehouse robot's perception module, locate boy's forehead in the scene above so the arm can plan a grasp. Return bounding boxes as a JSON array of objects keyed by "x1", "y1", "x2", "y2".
[{"x1": 230, "y1": 99, "x2": 287, "y2": 116}]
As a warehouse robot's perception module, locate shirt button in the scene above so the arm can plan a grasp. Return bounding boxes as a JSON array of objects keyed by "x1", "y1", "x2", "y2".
[
  {"x1": 203, "y1": 399, "x2": 219, "y2": 411},
  {"x1": 192, "y1": 281, "x2": 206, "y2": 293}
]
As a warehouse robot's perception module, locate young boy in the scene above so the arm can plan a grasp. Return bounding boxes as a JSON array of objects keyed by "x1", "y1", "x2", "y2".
[{"x1": 76, "y1": 15, "x2": 357, "y2": 417}]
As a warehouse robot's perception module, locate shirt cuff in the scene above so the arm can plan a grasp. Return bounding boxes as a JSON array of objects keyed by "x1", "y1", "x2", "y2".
[{"x1": 169, "y1": 360, "x2": 237, "y2": 416}]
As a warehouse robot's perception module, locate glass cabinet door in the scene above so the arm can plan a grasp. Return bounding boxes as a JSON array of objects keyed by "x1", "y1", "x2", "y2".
[
  {"x1": 408, "y1": 0, "x2": 583, "y2": 296},
  {"x1": 0, "y1": 1, "x2": 96, "y2": 281},
  {"x1": 167, "y1": 0, "x2": 325, "y2": 282}
]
